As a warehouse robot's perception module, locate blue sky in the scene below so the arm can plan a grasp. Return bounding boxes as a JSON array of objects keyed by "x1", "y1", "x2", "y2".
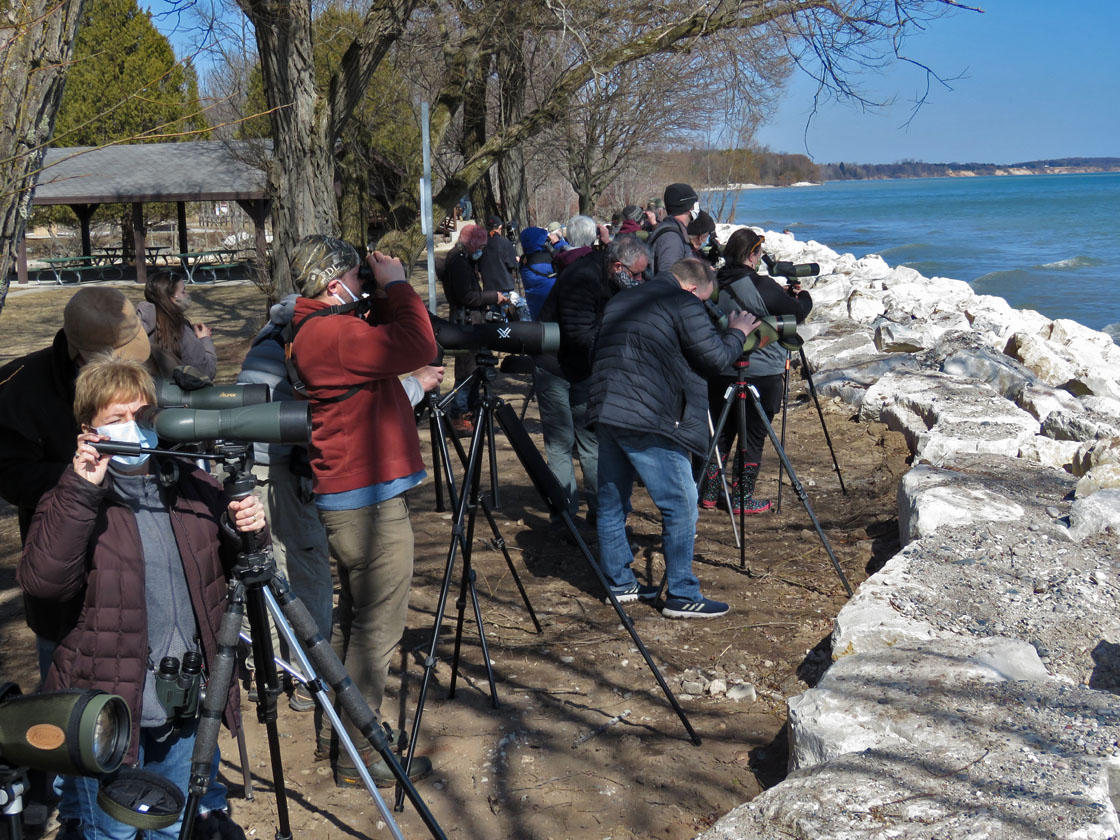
[
  {"x1": 755, "y1": 1, "x2": 1120, "y2": 164},
  {"x1": 149, "y1": 0, "x2": 1118, "y2": 167}
]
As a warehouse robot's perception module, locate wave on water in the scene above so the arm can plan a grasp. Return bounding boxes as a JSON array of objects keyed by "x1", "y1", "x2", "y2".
[
  {"x1": 1038, "y1": 255, "x2": 1104, "y2": 270},
  {"x1": 1104, "y1": 323, "x2": 1120, "y2": 346}
]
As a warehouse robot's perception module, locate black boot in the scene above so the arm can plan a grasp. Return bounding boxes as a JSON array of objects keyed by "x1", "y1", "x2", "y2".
[{"x1": 738, "y1": 462, "x2": 771, "y2": 514}]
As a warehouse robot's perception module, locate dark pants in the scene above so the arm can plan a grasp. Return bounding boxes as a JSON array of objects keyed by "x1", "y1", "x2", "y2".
[{"x1": 707, "y1": 372, "x2": 785, "y2": 468}]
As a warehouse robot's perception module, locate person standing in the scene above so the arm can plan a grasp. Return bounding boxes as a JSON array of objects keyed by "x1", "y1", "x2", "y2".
[
  {"x1": 703, "y1": 228, "x2": 812, "y2": 513},
  {"x1": 136, "y1": 271, "x2": 217, "y2": 381},
  {"x1": 646, "y1": 183, "x2": 700, "y2": 275},
  {"x1": 589, "y1": 259, "x2": 757, "y2": 618},
  {"x1": 287, "y1": 235, "x2": 437, "y2": 787}
]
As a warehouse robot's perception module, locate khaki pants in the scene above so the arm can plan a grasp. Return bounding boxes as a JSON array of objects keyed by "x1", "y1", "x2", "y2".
[{"x1": 317, "y1": 495, "x2": 414, "y2": 744}]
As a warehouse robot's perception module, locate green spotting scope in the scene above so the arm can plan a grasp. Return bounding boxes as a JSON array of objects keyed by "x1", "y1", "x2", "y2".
[
  {"x1": 703, "y1": 298, "x2": 803, "y2": 354},
  {"x1": 136, "y1": 401, "x2": 310, "y2": 445},
  {"x1": 0, "y1": 683, "x2": 130, "y2": 776},
  {"x1": 155, "y1": 379, "x2": 271, "y2": 409}
]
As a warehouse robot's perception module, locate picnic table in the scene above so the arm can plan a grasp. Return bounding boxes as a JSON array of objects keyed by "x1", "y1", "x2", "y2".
[
  {"x1": 171, "y1": 249, "x2": 243, "y2": 283},
  {"x1": 37, "y1": 255, "x2": 123, "y2": 284},
  {"x1": 145, "y1": 245, "x2": 170, "y2": 265},
  {"x1": 94, "y1": 246, "x2": 122, "y2": 265}
]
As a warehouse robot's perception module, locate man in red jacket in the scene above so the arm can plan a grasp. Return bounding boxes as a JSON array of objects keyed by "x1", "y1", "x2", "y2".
[{"x1": 288, "y1": 235, "x2": 438, "y2": 787}]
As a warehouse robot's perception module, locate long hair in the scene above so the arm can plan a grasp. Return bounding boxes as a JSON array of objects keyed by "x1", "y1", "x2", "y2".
[
  {"x1": 144, "y1": 271, "x2": 187, "y2": 357},
  {"x1": 723, "y1": 228, "x2": 763, "y2": 268}
]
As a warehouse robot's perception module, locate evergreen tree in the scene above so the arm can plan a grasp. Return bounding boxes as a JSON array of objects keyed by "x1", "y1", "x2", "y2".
[{"x1": 53, "y1": 0, "x2": 209, "y2": 147}]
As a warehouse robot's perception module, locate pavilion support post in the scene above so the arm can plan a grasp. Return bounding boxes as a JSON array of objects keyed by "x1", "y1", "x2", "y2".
[
  {"x1": 177, "y1": 202, "x2": 188, "y2": 262},
  {"x1": 69, "y1": 203, "x2": 99, "y2": 265},
  {"x1": 132, "y1": 202, "x2": 147, "y2": 285},
  {"x1": 17, "y1": 237, "x2": 27, "y2": 284}
]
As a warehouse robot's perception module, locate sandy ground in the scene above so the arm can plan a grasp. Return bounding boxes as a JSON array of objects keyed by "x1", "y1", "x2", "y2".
[{"x1": 0, "y1": 279, "x2": 910, "y2": 839}]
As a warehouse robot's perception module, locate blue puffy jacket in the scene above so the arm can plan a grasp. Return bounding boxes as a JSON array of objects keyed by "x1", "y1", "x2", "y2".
[{"x1": 519, "y1": 226, "x2": 557, "y2": 319}]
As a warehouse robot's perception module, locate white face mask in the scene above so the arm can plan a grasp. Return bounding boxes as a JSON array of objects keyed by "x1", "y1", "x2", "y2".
[
  {"x1": 96, "y1": 420, "x2": 159, "y2": 468},
  {"x1": 689, "y1": 202, "x2": 701, "y2": 221},
  {"x1": 333, "y1": 280, "x2": 360, "y2": 305}
]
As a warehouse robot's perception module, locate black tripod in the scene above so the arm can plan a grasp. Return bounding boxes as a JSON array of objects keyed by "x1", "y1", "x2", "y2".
[
  {"x1": 775, "y1": 346, "x2": 847, "y2": 513},
  {"x1": 161, "y1": 445, "x2": 447, "y2": 840},
  {"x1": 399, "y1": 356, "x2": 700, "y2": 807},
  {"x1": 697, "y1": 359, "x2": 853, "y2": 596}
]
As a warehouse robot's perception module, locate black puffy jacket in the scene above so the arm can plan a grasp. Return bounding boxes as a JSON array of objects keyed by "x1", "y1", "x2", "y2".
[
  {"x1": 539, "y1": 250, "x2": 617, "y2": 383},
  {"x1": 588, "y1": 272, "x2": 746, "y2": 454}
]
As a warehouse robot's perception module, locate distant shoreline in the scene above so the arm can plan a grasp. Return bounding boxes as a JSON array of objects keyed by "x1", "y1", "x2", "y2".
[{"x1": 710, "y1": 167, "x2": 1120, "y2": 192}]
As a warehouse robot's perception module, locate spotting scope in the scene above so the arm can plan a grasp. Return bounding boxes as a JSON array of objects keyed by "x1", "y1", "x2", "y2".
[
  {"x1": 155, "y1": 380, "x2": 271, "y2": 409},
  {"x1": 429, "y1": 312, "x2": 559, "y2": 356},
  {"x1": 763, "y1": 253, "x2": 819, "y2": 279}
]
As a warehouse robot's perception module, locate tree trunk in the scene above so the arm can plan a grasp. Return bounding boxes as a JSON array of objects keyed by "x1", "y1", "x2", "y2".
[
  {"x1": 495, "y1": 42, "x2": 529, "y2": 227},
  {"x1": 461, "y1": 58, "x2": 498, "y2": 223},
  {"x1": 0, "y1": 0, "x2": 86, "y2": 315},
  {"x1": 247, "y1": 0, "x2": 337, "y2": 295}
]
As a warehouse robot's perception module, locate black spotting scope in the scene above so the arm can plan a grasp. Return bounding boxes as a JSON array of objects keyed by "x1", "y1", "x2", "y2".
[
  {"x1": 135, "y1": 402, "x2": 310, "y2": 445},
  {"x1": 429, "y1": 312, "x2": 559, "y2": 356},
  {"x1": 155, "y1": 379, "x2": 271, "y2": 409},
  {"x1": 763, "y1": 253, "x2": 819, "y2": 279}
]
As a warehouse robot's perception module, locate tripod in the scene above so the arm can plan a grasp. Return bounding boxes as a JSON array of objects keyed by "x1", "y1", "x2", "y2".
[
  {"x1": 169, "y1": 445, "x2": 447, "y2": 840},
  {"x1": 399, "y1": 356, "x2": 701, "y2": 807},
  {"x1": 697, "y1": 359, "x2": 853, "y2": 596},
  {"x1": 775, "y1": 346, "x2": 847, "y2": 513}
]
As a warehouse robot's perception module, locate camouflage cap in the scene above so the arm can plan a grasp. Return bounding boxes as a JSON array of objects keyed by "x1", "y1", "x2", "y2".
[{"x1": 290, "y1": 235, "x2": 361, "y2": 297}]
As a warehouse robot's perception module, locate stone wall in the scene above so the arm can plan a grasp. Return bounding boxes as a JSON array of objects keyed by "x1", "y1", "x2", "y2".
[{"x1": 696, "y1": 229, "x2": 1120, "y2": 839}]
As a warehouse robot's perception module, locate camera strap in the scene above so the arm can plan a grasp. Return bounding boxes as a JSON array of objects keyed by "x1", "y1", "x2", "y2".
[{"x1": 282, "y1": 299, "x2": 371, "y2": 404}]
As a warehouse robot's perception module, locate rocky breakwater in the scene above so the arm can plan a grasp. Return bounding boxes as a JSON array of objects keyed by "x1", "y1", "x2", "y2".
[{"x1": 698, "y1": 229, "x2": 1120, "y2": 839}]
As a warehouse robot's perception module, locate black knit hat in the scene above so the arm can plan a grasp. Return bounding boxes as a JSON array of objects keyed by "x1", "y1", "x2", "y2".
[
  {"x1": 663, "y1": 182, "x2": 698, "y2": 215},
  {"x1": 686, "y1": 210, "x2": 715, "y2": 236}
]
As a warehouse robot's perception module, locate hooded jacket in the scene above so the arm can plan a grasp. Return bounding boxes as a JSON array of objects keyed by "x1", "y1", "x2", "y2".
[
  {"x1": 290, "y1": 282, "x2": 437, "y2": 495},
  {"x1": 18, "y1": 464, "x2": 245, "y2": 764},
  {"x1": 538, "y1": 250, "x2": 618, "y2": 384},
  {"x1": 518, "y1": 227, "x2": 556, "y2": 319},
  {"x1": 588, "y1": 272, "x2": 745, "y2": 455}
]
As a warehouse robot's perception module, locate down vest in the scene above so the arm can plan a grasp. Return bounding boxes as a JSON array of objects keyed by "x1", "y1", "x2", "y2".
[
  {"x1": 17, "y1": 465, "x2": 246, "y2": 764},
  {"x1": 588, "y1": 272, "x2": 746, "y2": 455}
]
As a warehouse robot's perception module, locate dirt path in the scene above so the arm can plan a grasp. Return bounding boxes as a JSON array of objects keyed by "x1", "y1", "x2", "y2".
[{"x1": 0, "y1": 281, "x2": 909, "y2": 839}]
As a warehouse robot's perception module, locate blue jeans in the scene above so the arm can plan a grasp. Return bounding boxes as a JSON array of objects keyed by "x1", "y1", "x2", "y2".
[
  {"x1": 65, "y1": 720, "x2": 224, "y2": 840},
  {"x1": 595, "y1": 425, "x2": 702, "y2": 601},
  {"x1": 533, "y1": 366, "x2": 598, "y2": 519}
]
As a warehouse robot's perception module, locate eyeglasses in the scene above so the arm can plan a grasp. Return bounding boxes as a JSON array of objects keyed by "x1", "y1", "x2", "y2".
[{"x1": 621, "y1": 262, "x2": 643, "y2": 279}]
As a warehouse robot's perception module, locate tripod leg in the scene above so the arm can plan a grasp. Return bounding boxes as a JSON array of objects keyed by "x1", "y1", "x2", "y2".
[
  {"x1": 799, "y1": 347, "x2": 847, "y2": 495},
  {"x1": 777, "y1": 352, "x2": 792, "y2": 514},
  {"x1": 398, "y1": 411, "x2": 488, "y2": 810},
  {"x1": 703, "y1": 393, "x2": 741, "y2": 549},
  {"x1": 477, "y1": 496, "x2": 543, "y2": 631},
  {"x1": 736, "y1": 384, "x2": 749, "y2": 571},
  {"x1": 428, "y1": 393, "x2": 446, "y2": 512},
  {"x1": 745, "y1": 384, "x2": 854, "y2": 596},
  {"x1": 179, "y1": 583, "x2": 245, "y2": 840},
  {"x1": 234, "y1": 721, "x2": 253, "y2": 801},
  {"x1": 493, "y1": 402, "x2": 701, "y2": 745},
  {"x1": 262, "y1": 583, "x2": 446, "y2": 839}
]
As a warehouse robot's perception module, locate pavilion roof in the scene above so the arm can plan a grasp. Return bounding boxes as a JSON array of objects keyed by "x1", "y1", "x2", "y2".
[{"x1": 32, "y1": 141, "x2": 269, "y2": 206}]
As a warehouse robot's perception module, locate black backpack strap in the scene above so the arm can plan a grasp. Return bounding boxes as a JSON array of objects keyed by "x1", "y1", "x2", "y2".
[{"x1": 283, "y1": 300, "x2": 370, "y2": 404}]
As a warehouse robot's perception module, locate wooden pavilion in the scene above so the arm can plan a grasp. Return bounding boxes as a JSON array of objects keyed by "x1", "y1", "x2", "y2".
[{"x1": 20, "y1": 140, "x2": 271, "y2": 284}]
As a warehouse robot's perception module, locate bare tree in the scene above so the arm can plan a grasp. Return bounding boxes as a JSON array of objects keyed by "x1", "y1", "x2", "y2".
[{"x1": 0, "y1": 0, "x2": 86, "y2": 312}]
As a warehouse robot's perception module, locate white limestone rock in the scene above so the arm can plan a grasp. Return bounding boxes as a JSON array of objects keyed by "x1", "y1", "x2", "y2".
[
  {"x1": 1017, "y1": 435, "x2": 1082, "y2": 471},
  {"x1": 1068, "y1": 489, "x2": 1120, "y2": 541},
  {"x1": 1040, "y1": 408, "x2": 1120, "y2": 442},
  {"x1": 939, "y1": 345, "x2": 1037, "y2": 399},
  {"x1": 873, "y1": 319, "x2": 933, "y2": 353},
  {"x1": 898, "y1": 464, "x2": 1025, "y2": 545},
  {"x1": 1076, "y1": 465, "x2": 1120, "y2": 497},
  {"x1": 803, "y1": 329, "x2": 881, "y2": 372},
  {"x1": 812, "y1": 355, "x2": 920, "y2": 410},
  {"x1": 787, "y1": 638, "x2": 1052, "y2": 772},
  {"x1": 847, "y1": 288, "x2": 887, "y2": 322},
  {"x1": 860, "y1": 369, "x2": 1039, "y2": 462},
  {"x1": 1072, "y1": 437, "x2": 1120, "y2": 476},
  {"x1": 1005, "y1": 331, "x2": 1079, "y2": 386},
  {"x1": 698, "y1": 738, "x2": 1120, "y2": 840},
  {"x1": 831, "y1": 552, "x2": 937, "y2": 658},
  {"x1": 1013, "y1": 382, "x2": 1077, "y2": 422}
]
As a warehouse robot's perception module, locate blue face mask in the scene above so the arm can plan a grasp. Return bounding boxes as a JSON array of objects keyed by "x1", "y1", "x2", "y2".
[
  {"x1": 96, "y1": 420, "x2": 159, "y2": 468},
  {"x1": 471, "y1": 249, "x2": 484, "y2": 261}
]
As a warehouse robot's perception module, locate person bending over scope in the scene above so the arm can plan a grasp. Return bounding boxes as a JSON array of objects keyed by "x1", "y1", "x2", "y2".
[{"x1": 17, "y1": 356, "x2": 264, "y2": 840}]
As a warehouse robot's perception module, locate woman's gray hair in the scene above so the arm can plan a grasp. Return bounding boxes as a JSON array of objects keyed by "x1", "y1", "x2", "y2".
[{"x1": 565, "y1": 214, "x2": 597, "y2": 248}]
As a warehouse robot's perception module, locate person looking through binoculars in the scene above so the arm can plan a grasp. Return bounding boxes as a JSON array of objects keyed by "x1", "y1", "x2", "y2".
[
  {"x1": 17, "y1": 356, "x2": 262, "y2": 840},
  {"x1": 287, "y1": 235, "x2": 438, "y2": 787},
  {"x1": 703, "y1": 228, "x2": 813, "y2": 514}
]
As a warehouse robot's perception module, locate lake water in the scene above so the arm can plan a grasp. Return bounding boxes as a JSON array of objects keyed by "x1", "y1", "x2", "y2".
[{"x1": 707, "y1": 173, "x2": 1120, "y2": 340}]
